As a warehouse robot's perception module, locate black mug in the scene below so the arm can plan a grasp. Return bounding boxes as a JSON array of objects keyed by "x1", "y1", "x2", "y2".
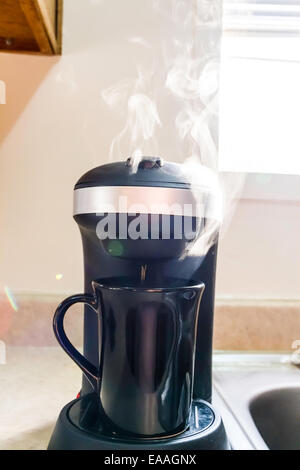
[{"x1": 53, "y1": 277, "x2": 205, "y2": 438}]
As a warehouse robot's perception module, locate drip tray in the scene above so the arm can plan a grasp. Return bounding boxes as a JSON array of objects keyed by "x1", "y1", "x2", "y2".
[
  {"x1": 48, "y1": 394, "x2": 229, "y2": 449},
  {"x1": 68, "y1": 393, "x2": 215, "y2": 441}
]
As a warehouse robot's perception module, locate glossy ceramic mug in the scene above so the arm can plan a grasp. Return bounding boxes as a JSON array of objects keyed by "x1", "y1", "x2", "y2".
[{"x1": 53, "y1": 277, "x2": 205, "y2": 438}]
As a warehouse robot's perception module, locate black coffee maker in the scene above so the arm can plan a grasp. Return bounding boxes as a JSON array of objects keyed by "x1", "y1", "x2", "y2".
[{"x1": 48, "y1": 157, "x2": 229, "y2": 450}]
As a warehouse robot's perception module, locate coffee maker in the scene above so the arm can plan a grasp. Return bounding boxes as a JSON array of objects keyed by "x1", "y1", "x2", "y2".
[{"x1": 48, "y1": 157, "x2": 229, "y2": 450}]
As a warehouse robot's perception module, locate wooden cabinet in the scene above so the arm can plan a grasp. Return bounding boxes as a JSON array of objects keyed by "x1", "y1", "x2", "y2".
[{"x1": 0, "y1": 0, "x2": 63, "y2": 55}]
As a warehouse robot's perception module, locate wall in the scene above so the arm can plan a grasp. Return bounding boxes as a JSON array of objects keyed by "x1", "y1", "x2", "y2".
[
  {"x1": 0, "y1": 0, "x2": 299, "y2": 300},
  {"x1": 217, "y1": 199, "x2": 300, "y2": 300}
]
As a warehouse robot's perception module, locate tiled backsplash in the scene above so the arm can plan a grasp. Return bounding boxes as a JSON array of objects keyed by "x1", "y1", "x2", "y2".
[
  {"x1": 1, "y1": 293, "x2": 300, "y2": 351},
  {"x1": 214, "y1": 300, "x2": 300, "y2": 351},
  {"x1": 0, "y1": 294, "x2": 82, "y2": 347}
]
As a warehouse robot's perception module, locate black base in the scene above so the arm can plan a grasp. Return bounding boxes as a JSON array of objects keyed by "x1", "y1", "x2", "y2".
[{"x1": 48, "y1": 394, "x2": 229, "y2": 450}]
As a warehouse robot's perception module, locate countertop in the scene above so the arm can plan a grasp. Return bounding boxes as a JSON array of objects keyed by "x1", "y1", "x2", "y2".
[
  {"x1": 0, "y1": 347, "x2": 81, "y2": 450},
  {"x1": 1, "y1": 347, "x2": 295, "y2": 450}
]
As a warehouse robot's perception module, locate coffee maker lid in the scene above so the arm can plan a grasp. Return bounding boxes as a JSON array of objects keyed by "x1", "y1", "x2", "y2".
[
  {"x1": 74, "y1": 157, "x2": 191, "y2": 190},
  {"x1": 73, "y1": 157, "x2": 222, "y2": 220}
]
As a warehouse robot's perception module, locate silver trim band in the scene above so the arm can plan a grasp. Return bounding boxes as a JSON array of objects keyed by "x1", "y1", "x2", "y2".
[{"x1": 73, "y1": 186, "x2": 221, "y2": 220}]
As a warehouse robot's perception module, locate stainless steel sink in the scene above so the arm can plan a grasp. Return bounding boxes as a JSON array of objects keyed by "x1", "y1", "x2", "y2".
[
  {"x1": 249, "y1": 386, "x2": 300, "y2": 450},
  {"x1": 212, "y1": 353, "x2": 300, "y2": 450}
]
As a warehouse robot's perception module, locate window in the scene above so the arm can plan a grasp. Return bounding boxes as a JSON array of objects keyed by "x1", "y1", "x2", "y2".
[{"x1": 219, "y1": 0, "x2": 300, "y2": 178}]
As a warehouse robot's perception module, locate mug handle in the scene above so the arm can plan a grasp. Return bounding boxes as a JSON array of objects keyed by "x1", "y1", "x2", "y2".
[{"x1": 53, "y1": 293, "x2": 100, "y2": 393}]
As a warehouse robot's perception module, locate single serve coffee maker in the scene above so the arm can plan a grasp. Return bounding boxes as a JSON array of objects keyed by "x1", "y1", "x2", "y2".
[{"x1": 48, "y1": 157, "x2": 229, "y2": 450}]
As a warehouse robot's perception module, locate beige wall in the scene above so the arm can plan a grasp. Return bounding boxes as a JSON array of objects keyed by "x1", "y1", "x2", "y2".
[
  {"x1": 0, "y1": 0, "x2": 299, "y2": 300},
  {"x1": 217, "y1": 199, "x2": 300, "y2": 300}
]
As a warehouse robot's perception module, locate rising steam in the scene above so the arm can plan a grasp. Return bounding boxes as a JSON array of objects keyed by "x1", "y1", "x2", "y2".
[
  {"x1": 101, "y1": 56, "x2": 161, "y2": 167},
  {"x1": 101, "y1": 0, "x2": 244, "y2": 257}
]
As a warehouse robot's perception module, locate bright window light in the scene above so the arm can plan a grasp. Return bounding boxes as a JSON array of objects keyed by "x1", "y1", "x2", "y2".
[{"x1": 219, "y1": 0, "x2": 300, "y2": 175}]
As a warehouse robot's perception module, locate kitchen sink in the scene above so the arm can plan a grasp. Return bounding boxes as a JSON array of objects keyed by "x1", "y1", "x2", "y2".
[
  {"x1": 213, "y1": 353, "x2": 300, "y2": 450},
  {"x1": 249, "y1": 386, "x2": 300, "y2": 450}
]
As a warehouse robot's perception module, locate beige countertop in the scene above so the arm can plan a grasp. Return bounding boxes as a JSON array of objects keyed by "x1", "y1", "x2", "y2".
[
  {"x1": 0, "y1": 347, "x2": 81, "y2": 450},
  {"x1": 2, "y1": 347, "x2": 291, "y2": 450}
]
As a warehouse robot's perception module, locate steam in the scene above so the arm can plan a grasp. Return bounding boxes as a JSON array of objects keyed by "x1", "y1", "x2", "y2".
[
  {"x1": 128, "y1": 94, "x2": 161, "y2": 142},
  {"x1": 101, "y1": 44, "x2": 161, "y2": 166},
  {"x1": 101, "y1": 0, "x2": 244, "y2": 257}
]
